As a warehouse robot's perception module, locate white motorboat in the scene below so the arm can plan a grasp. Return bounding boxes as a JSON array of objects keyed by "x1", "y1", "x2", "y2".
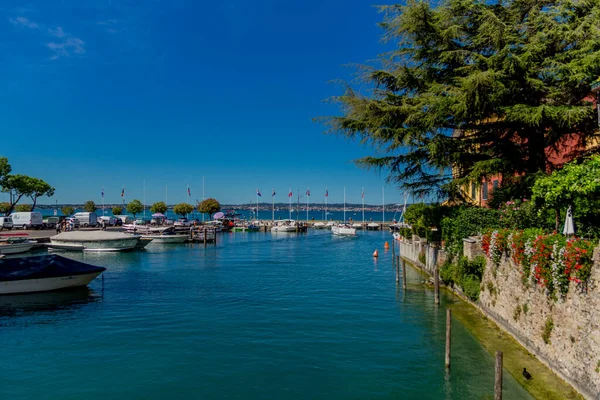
[
  {"x1": 352, "y1": 223, "x2": 363, "y2": 230},
  {"x1": 332, "y1": 223, "x2": 356, "y2": 236},
  {"x1": 0, "y1": 254, "x2": 106, "y2": 295},
  {"x1": 332, "y1": 188, "x2": 357, "y2": 237},
  {"x1": 313, "y1": 222, "x2": 327, "y2": 229},
  {"x1": 271, "y1": 219, "x2": 298, "y2": 232},
  {"x1": 0, "y1": 238, "x2": 36, "y2": 255},
  {"x1": 203, "y1": 220, "x2": 223, "y2": 232},
  {"x1": 325, "y1": 221, "x2": 335, "y2": 229},
  {"x1": 367, "y1": 223, "x2": 380, "y2": 230},
  {"x1": 50, "y1": 231, "x2": 140, "y2": 252}
]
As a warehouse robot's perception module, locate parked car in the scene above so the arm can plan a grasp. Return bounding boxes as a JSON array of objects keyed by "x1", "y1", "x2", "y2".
[
  {"x1": 43, "y1": 216, "x2": 60, "y2": 229},
  {"x1": 174, "y1": 218, "x2": 191, "y2": 227},
  {"x1": 10, "y1": 212, "x2": 43, "y2": 230},
  {"x1": 164, "y1": 219, "x2": 174, "y2": 226},
  {"x1": 0, "y1": 216, "x2": 13, "y2": 231},
  {"x1": 98, "y1": 216, "x2": 117, "y2": 226},
  {"x1": 73, "y1": 212, "x2": 98, "y2": 228},
  {"x1": 66, "y1": 217, "x2": 80, "y2": 229}
]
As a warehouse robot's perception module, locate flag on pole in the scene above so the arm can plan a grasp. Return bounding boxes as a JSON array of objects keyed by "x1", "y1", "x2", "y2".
[
  {"x1": 325, "y1": 189, "x2": 328, "y2": 197},
  {"x1": 361, "y1": 189, "x2": 364, "y2": 199},
  {"x1": 188, "y1": 187, "x2": 191, "y2": 196},
  {"x1": 288, "y1": 189, "x2": 293, "y2": 198},
  {"x1": 306, "y1": 189, "x2": 310, "y2": 196},
  {"x1": 272, "y1": 189, "x2": 276, "y2": 196},
  {"x1": 121, "y1": 188, "x2": 124, "y2": 197},
  {"x1": 102, "y1": 188, "x2": 104, "y2": 198},
  {"x1": 256, "y1": 189, "x2": 262, "y2": 197}
]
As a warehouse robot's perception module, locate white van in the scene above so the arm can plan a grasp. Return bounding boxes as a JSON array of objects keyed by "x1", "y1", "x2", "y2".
[
  {"x1": 73, "y1": 212, "x2": 98, "y2": 228},
  {"x1": 114, "y1": 215, "x2": 133, "y2": 224},
  {"x1": 0, "y1": 216, "x2": 13, "y2": 230},
  {"x1": 10, "y1": 212, "x2": 43, "y2": 229}
]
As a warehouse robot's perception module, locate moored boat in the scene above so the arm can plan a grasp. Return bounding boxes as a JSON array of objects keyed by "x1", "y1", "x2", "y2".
[
  {"x1": 332, "y1": 223, "x2": 357, "y2": 236},
  {"x1": 50, "y1": 231, "x2": 140, "y2": 252},
  {"x1": 367, "y1": 222, "x2": 380, "y2": 231},
  {"x1": 352, "y1": 223, "x2": 363, "y2": 230},
  {"x1": 0, "y1": 237, "x2": 36, "y2": 255},
  {"x1": 313, "y1": 222, "x2": 327, "y2": 229},
  {"x1": 0, "y1": 254, "x2": 106, "y2": 295},
  {"x1": 271, "y1": 219, "x2": 298, "y2": 232}
]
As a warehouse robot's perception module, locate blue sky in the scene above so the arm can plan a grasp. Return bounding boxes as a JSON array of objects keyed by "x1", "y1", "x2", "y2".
[{"x1": 1, "y1": 0, "x2": 405, "y2": 206}]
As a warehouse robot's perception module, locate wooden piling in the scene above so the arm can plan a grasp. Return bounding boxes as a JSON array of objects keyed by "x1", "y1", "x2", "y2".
[
  {"x1": 203, "y1": 228, "x2": 207, "y2": 248},
  {"x1": 395, "y1": 255, "x2": 400, "y2": 283},
  {"x1": 434, "y1": 263, "x2": 440, "y2": 305},
  {"x1": 402, "y1": 259, "x2": 407, "y2": 290},
  {"x1": 392, "y1": 239, "x2": 396, "y2": 269},
  {"x1": 445, "y1": 309, "x2": 451, "y2": 368},
  {"x1": 495, "y1": 351, "x2": 503, "y2": 400}
]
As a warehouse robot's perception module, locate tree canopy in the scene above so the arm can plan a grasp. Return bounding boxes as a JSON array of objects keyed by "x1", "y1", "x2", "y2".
[
  {"x1": 126, "y1": 200, "x2": 144, "y2": 218},
  {"x1": 61, "y1": 206, "x2": 75, "y2": 216},
  {"x1": 173, "y1": 203, "x2": 193, "y2": 217},
  {"x1": 532, "y1": 155, "x2": 600, "y2": 233},
  {"x1": 83, "y1": 200, "x2": 97, "y2": 213},
  {"x1": 14, "y1": 204, "x2": 32, "y2": 212},
  {"x1": 112, "y1": 206, "x2": 123, "y2": 216},
  {"x1": 321, "y1": 0, "x2": 600, "y2": 200},
  {"x1": 197, "y1": 198, "x2": 221, "y2": 217},
  {"x1": 150, "y1": 201, "x2": 168, "y2": 214},
  {"x1": 0, "y1": 202, "x2": 9, "y2": 215},
  {"x1": 0, "y1": 158, "x2": 55, "y2": 214}
]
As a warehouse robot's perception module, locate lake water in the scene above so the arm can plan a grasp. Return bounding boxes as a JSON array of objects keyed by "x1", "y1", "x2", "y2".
[{"x1": 0, "y1": 230, "x2": 531, "y2": 399}]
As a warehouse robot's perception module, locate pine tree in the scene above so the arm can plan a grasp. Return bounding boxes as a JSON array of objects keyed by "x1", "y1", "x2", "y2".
[{"x1": 320, "y1": 0, "x2": 600, "y2": 199}]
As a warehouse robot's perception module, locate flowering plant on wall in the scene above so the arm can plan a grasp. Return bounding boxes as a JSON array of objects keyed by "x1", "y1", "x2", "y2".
[{"x1": 482, "y1": 229, "x2": 597, "y2": 299}]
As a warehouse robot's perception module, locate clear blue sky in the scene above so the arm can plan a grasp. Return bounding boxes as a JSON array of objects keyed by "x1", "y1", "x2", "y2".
[{"x1": 1, "y1": 0, "x2": 405, "y2": 206}]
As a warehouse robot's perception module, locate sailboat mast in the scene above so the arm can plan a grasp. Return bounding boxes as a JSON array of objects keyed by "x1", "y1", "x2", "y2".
[
  {"x1": 362, "y1": 187, "x2": 364, "y2": 224},
  {"x1": 343, "y1": 186, "x2": 346, "y2": 222},
  {"x1": 382, "y1": 186, "x2": 385, "y2": 223}
]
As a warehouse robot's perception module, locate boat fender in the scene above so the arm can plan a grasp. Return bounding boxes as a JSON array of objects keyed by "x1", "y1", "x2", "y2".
[
  {"x1": 373, "y1": 249, "x2": 379, "y2": 258},
  {"x1": 384, "y1": 242, "x2": 389, "y2": 249}
]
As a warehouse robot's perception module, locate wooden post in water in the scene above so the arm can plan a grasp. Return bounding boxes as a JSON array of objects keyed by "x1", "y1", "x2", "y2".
[
  {"x1": 402, "y1": 259, "x2": 407, "y2": 290},
  {"x1": 391, "y1": 238, "x2": 396, "y2": 269},
  {"x1": 434, "y1": 262, "x2": 440, "y2": 305},
  {"x1": 396, "y1": 255, "x2": 400, "y2": 283},
  {"x1": 445, "y1": 309, "x2": 451, "y2": 368},
  {"x1": 203, "y1": 228, "x2": 207, "y2": 248},
  {"x1": 495, "y1": 351, "x2": 503, "y2": 400}
]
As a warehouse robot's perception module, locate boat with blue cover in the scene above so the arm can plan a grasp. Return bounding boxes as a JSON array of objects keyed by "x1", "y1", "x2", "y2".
[{"x1": 0, "y1": 254, "x2": 106, "y2": 295}]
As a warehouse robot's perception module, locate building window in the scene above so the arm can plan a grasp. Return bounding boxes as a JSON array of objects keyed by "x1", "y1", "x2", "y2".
[
  {"x1": 471, "y1": 183, "x2": 477, "y2": 199},
  {"x1": 482, "y1": 182, "x2": 488, "y2": 200},
  {"x1": 493, "y1": 180, "x2": 499, "y2": 190}
]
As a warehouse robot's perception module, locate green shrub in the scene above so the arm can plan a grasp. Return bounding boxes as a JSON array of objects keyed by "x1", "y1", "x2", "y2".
[
  {"x1": 522, "y1": 303, "x2": 529, "y2": 314},
  {"x1": 440, "y1": 260, "x2": 456, "y2": 285},
  {"x1": 441, "y1": 207, "x2": 501, "y2": 256},
  {"x1": 418, "y1": 252, "x2": 426, "y2": 265},
  {"x1": 462, "y1": 275, "x2": 481, "y2": 301},
  {"x1": 513, "y1": 305, "x2": 522, "y2": 321},
  {"x1": 542, "y1": 317, "x2": 554, "y2": 344}
]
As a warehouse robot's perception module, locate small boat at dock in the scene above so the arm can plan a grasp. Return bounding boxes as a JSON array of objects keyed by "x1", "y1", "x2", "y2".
[
  {"x1": 271, "y1": 219, "x2": 299, "y2": 232},
  {"x1": 142, "y1": 228, "x2": 188, "y2": 244},
  {"x1": 0, "y1": 237, "x2": 36, "y2": 255},
  {"x1": 50, "y1": 231, "x2": 140, "y2": 252},
  {"x1": 0, "y1": 254, "x2": 106, "y2": 295},
  {"x1": 313, "y1": 222, "x2": 327, "y2": 229},
  {"x1": 332, "y1": 223, "x2": 357, "y2": 236}
]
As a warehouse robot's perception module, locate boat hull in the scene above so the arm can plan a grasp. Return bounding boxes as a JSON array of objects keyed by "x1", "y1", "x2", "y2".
[
  {"x1": 0, "y1": 242, "x2": 34, "y2": 255},
  {"x1": 50, "y1": 238, "x2": 139, "y2": 252},
  {"x1": 143, "y1": 235, "x2": 187, "y2": 244},
  {"x1": 0, "y1": 271, "x2": 103, "y2": 295},
  {"x1": 271, "y1": 226, "x2": 297, "y2": 232},
  {"x1": 332, "y1": 225, "x2": 357, "y2": 236}
]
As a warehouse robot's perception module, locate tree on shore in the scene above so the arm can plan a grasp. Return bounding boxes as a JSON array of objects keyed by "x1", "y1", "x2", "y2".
[
  {"x1": 0, "y1": 157, "x2": 55, "y2": 214},
  {"x1": 83, "y1": 200, "x2": 97, "y2": 213},
  {"x1": 319, "y1": 0, "x2": 600, "y2": 200},
  {"x1": 61, "y1": 206, "x2": 75, "y2": 216},
  {"x1": 197, "y1": 198, "x2": 221, "y2": 219},
  {"x1": 14, "y1": 204, "x2": 32, "y2": 212},
  {"x1": 150, "y1": 201, "x2": 168, "y2": 214},
  {"x1": 0, "y1": 202, "x2": 9, "y2": 215},
  {"x1": 173, "y1": 203, "x2": 193, "y2": 217},
  {"x1": 112, "y1": 206, "x2": 123, "y2": 215},
  {"x1": 126, "y1": 200, "x2": 144, "y2": 218}
]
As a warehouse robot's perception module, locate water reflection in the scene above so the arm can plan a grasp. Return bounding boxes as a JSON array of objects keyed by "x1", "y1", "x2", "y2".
[{"x1": 0, "y1": 287, "x2": 100, "y2": 318}]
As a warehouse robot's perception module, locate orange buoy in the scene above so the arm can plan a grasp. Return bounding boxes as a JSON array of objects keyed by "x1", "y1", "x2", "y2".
[
  {"x1": 373, "y1": 249, "x2": 379, "y2": 258},
  {"x1": 384, "y1": 241, "x2": 389, "y2": 249}
]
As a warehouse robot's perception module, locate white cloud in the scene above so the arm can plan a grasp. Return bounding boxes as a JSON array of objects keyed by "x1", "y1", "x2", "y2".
[
  {"x1": 49, "y1": 26, "x2": 66, "y2": 38},
  {"x1": 9, "y1": 16, "x2": 39, "y2": 29},
  {"x1": 47, "y1": 35, "x2": 85, "y2": 60}
]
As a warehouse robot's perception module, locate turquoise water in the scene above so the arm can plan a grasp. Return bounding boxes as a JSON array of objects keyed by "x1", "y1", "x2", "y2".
[{"x1": 0, "y1": 231, "x2": 531, "y2": 399}]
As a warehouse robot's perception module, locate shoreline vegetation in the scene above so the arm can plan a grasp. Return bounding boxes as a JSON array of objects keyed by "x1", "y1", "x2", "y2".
[{"x1": 407, "y1": 260, "x2": 581, "y2": 400}]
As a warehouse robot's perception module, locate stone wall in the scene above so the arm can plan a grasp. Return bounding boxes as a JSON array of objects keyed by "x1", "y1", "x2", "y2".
[
  {"x1": 479, "y1": 248, "x2": 600, "y2": 399},
  {"x1": 399, "y1": 235, "x2": 600, "y2": 399}
]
